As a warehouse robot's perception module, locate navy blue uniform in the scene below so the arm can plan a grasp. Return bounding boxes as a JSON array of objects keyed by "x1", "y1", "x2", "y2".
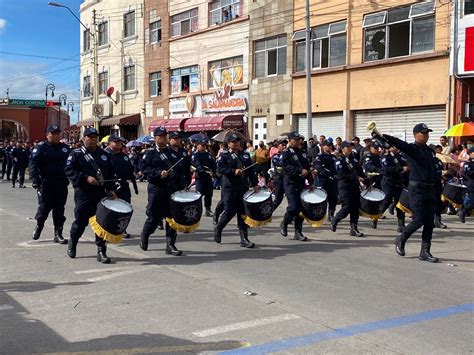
[
  {"x1": 313, "y1": 152, "x2": 338, "y2": 217},
  {"x1": 171, "y1": 146, "x2": 192, "y2": 189},
  {"x1": 11, "y1": 147, "x2": 29, "y2": 187},
  {"x1": 281, "y1": 147, "x2": 313, "y2": 235},
  {"x1": 105, "y1": 147, "x2": 135, "y2": 203},
  {"x1": 334, "y1": 154, "x2": 365, "y2": 226},
  {"x1": 215, "y1": 149, "x2": 258, "y2": 239},
  {"x1": 65, "y1": 147, "x2": 116, "y2": 246},
  {"x1": 463, "y1": 158, "x2": 474, "y2": 209},
  {"x1": 141, "y1": 147, "x2": 186, "y2": 243},
  {"x1": 4, "y1": 144, "x2": 14, "y2": 180},
  {"x1": 271, "y1": 151, "x2": 285, "y2": 210},
  {"x1": 192, "y1": 151, "x2": 216, "y2": 210},
  {"x1": 0, "y1": 146, "x2": 6, "y2": 179},
  {"x1": 29, "y1": 141, "x2": 70, "y2": 229},
  {"x1": 380, "y1": 151, "x2": 407, "y2": 227},
  {"x1": 363, "y1": 153, "x2": 383, "y2": 189},
  {"x1": 383, "y1": 135, "x2": 439, "y2": 247}
]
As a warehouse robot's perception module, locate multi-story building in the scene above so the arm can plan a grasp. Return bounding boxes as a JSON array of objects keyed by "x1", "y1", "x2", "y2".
[
  {"x1": 78, "y1": 0, "x2": 145, "y2": 140},
  {"x1": 292, "y1": 0, "x2": 451, "y2": 142},
  {"x1": 143, "y1": 0, "x2": 170, "y2": 132},
  {"x1": 248, "y1": 1, "x2": 294, "y2": 146},
  {"x1": 452, "y1": 0, "x2": 474, "y2": 124},
  {"x1": 160, "y1": 0, "x2": 249, "y2": 137}
]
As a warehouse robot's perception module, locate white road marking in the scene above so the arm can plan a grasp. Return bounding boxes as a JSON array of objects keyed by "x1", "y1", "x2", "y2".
[
  {"x1": 0, "y1": 304, "x2": 14, "y2": 311},
  {"x1": 74, "y1": 266, "x2": 135, "y2": 274},
  {"x1": 86, "y1": 265, "x2": 159, "y2": 282},
  {"x1": 192, "y1": 313, "x2": 301, "y2": 337},
  {"x1": 16, "y1": 241, "x2": 57, "y2": 248}
]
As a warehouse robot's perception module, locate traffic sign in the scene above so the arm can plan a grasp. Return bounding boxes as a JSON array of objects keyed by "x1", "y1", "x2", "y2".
[{"x1": 92, "y1": 104, "x2": 104, "y2": 116}]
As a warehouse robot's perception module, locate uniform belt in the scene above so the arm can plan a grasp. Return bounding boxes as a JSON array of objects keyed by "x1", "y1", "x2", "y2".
[{"x1": 409, "y1": 181, "x2": 435, "y2": 188}]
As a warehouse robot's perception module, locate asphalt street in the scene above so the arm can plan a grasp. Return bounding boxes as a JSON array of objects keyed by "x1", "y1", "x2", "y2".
[{"x1": 0, "y1": 180, "x2": 473, "y2": 354}]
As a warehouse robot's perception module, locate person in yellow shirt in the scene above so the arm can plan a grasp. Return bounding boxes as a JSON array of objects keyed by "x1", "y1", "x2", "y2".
[{"x1": 255, "y1": 141, "x2": 270, "y2": 179}]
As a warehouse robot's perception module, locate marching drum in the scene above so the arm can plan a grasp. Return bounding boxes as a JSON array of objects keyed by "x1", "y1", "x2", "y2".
[
  {"x1": 360, "y1": 188, "x2": 386, "y2": 220},
  {"x1": 441, "y1": 182, "x2": 467, "y2": 208},
  {"x1": 166, "y1": 190, "x2": 203, "y2": 233},
  {"x1": 90, "y1": 198, "x2": 134, "y2": 243},
  {"x1": 396, "y1": 188, "x2": 412, "y2": 216},
  {"x1": 300, "y1": 188, "x2": 327, "y2": 227},
  {"x1": 242, "y1": 189, "x2": 273, "y2": 227}
]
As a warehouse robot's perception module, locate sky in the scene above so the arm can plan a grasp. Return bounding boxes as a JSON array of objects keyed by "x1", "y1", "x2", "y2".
[{"x1": 0, "y1": 0, "x2": 83, "y2": 123}]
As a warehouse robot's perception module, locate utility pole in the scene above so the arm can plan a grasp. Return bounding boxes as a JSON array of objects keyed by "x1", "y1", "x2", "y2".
[
  {"x1": 305, "y1": 0, "x2": 313, "y2": 140},
  {"x1": 92, "y1": 9, "x2": 100, "y2": 131}
]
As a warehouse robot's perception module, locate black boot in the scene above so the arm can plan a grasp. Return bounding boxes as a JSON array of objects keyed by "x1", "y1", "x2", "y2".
[
  {"x1": 139, "y1": 233, "x2": 150, "y2": 251},
  {"x1": 213, "y1": 212, "x2": 219, "y2": 225},
  {"x1": 458, "y1": 207, "x2": 466, "y2": 223},
  {"x1": 165, "y1": 234, "x2": 182, "y2": 256},
  {"x1": 67, "y1": 237, "x2": 78, "y2": 258},
  {"x1": 239, "y1": 230, "x2": 255, "y2": 248},
  {"x1": 157, "y1": 220, "x2": 164, "y2": 230},
  {"x1": 371, "y1": 219, "x2": 378, "y2": 229},
  {"x1": 419, "y1": 242, "x2": 439, "y2": 263},
  {"x1": 388, "y1": 203, "x2": 395, "y2": 215},
  {"x1": 397, "y1": 216, "x2": 406, "y2": 233},
  {"x1": 434, "y1": 215, "x2": 447, "y2": 229},
  {"x1": 213, "y1": 224, "x2": 222, "y2": 243},
  {"x1": 330, "y1": 217, "x2": 339, "y2": 232},
  {"x1": 205, "y1": 208, "x2": 214, "y2": 217},
  {"x1": 279, "y1": 222, "x2": 288, "y2": 237},
  {"x1": 53, "y1": 226, "x2": 68, "y2": 244},
  {"x1": 394, "y1": 233, "x2": 408, "y2": 256},
  {"x1": 350, "y1": 224, "x2": 364, "y2": 237},
  {"x1": 97, "y1": 244, "x2": 111, "y2": 263},
  {"x1": 328, "y1": 209, "x2": 335, "y2": 223},
  {"x1": 123, "y1": 231, "x2": 131, "y2": 238},
  {"x1": 293, "y1": 230, "x2": 307, "y2": 241},
  {"x1": 32, "y1": 223, "x2": 44, "y2": 240}
]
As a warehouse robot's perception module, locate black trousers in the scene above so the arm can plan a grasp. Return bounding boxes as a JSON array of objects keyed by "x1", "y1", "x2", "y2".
[
  {"x1": 117, "y1": 183, "x2": 131, "y2": 203},
  {"x1": 1, "y1": 159, "x2": 8, "y2": 179},
  {"x1": 272, "y1": 175, "x2": 285, "y2": 210},
  {"x1": 195, "y1": 177, "x2": 213, "y2": 209},
  {"x1": 282, "y1": 181, "x2": 304, "y2": 231},
  {"x1": 6, "y1": 160, "x2": 13, "y2": 180},
  {"x1": 142, "y1": 184, "x2": 171, "y2": 236},
  {"x1": 317, "y1": 179, "x2": 337, "y2": 212},
  {"x1": 12, "y1": 165, "x2": 26, "y2": 185},
  {"x1": 35, "y1": 183, "x2": 68, "y2": 227},
  {"x1": 435, "y1": 183, "x2": 444, "y2": 217},
  {"x1": 70, "y1": 189, "x2": 105, "y2": 245},
  {"x1": 404, "y1": 185, "x2": 436, "y2": 244},
  {"x1": 335, "y1": 183, "x2": 360, "y2": 225},
  {"x1": 216, "y1": 186, "x2": 248, "y2": 232},
  {"x1": 381, "y1": 180, "x2": 405, "y2": 219}
]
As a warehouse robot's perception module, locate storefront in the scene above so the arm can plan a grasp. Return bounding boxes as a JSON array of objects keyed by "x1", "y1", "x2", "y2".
[{"x1": 295, "y1": 112, "x2": 345, "y2": 139}]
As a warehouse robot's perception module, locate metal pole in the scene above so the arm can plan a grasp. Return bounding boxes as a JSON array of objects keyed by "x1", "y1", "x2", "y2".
[
  {"x1": 45, "y1": 83, "x2": 55, "y2": 130},
  {"x1": 92, "y1": 9, "x2": 99, "y2": 131},
  {"x1": 58, "y1": 94, "x2": 67, "y2": 125},
  {"x1": 305, "y1": 0, "x2": 313, "y2": 141}
]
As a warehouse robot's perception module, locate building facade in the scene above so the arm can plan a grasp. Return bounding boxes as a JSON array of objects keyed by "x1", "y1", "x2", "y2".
[
  {"x1": 292, "y1": 0, "x2": 451, "y2": 143},
  {"x1": 79, "y1": 0, "x2": 145, "y2": 140}
]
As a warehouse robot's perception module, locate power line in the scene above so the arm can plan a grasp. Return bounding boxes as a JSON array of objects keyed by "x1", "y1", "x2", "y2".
[{"x1": 0, "y1": 51, "x2": 80, "y2": 62}]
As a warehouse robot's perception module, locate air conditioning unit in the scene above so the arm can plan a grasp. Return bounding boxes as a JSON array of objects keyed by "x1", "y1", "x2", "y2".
[{"x1": 466, "y1": 103, "x2": 474, "y2": 119}]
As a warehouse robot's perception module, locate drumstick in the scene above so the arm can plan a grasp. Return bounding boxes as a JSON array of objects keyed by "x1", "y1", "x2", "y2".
[
  {"x1": 168, "y1": 157, "x2": 184, "y2": 172},
  {"x1": 241, "y1": 162, "x2": 258, "y2": 172}
]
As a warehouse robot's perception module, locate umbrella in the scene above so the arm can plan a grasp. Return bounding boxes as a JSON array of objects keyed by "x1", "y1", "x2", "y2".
[
  {"x1": 189, "y1": 133, "x2": 208, "y2": 143},
  {"x1": 100, "y1": 135, "x2": 110, "y2": 143},
  {"x1": 444, "y1": 122, "x2": 474, "y2": 137},
  {"x1": 436, "y1": 153, "x2": 457, "y2": 164},
  {"x1": 212, "y1": 130, "x2": 246, "y2": 142},
  {"x1": 136, "y1": 135, "x2": 153, "y2": 143},
  {"x1": 126, "y1": 140, "x2": 141, "y2": 148}
]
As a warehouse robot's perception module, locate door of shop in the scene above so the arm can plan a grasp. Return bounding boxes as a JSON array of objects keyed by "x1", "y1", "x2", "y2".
[{"x1": 252, "y1": 116, "x2": 267, "y2": 147}]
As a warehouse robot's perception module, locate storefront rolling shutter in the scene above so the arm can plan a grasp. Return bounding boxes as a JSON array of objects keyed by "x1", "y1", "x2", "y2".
[
  {"x1": 297, "y1": 112, "x2": 344, "y2": 139},
  {"x1": 297, "y1": 115, "x2": 308, "y2": 138},
  {"x1": 354, "y1": 106, "x2": 447, "y2": 143}
]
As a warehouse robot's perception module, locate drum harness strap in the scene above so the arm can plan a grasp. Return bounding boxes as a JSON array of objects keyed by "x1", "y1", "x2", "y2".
[
  {"x1": 81, "y1": 146, "x2": 105, "y2": 185},
  {"x1": 288, "y1": 148, "x2": 304, "y2": 175}
]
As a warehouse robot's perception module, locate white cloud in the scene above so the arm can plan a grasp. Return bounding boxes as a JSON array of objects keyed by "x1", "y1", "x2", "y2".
[{"x1": 0, "y1": 19, "x2": 7, "y2": 33}]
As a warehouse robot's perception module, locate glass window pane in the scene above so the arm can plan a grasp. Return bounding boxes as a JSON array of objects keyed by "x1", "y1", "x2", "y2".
[
  {"x1": 210, "y1": 9, "x2": 221, "y2": 24},
  {"x1": 171, "y1": 23, "x2": 180, "y2": 37},
  {"x1": 255, "y1": 51, "x2": 265, "y2": 77},
  {"x1": 329, "y1": 33, "x2": 346, "y2": 67},
  {"x1": 411, "y1": 16, "x2": 435, "y2": 53},
  {"x1": 150, "y1": 79, "x2": 157, "y2": 96},
  {"x1": 329, "y1": 21, "x2": 347, "y2": 34},
  {"x1": 278, "y1": 35, "x2": 287, "y2": 46},
  {"x1": 387, "y1": 6, "x2": 410, "y2": 23},
  {"x1": 292, "y1": 30, "x2": 306, "y2": 41},
  {"x1": 364, "y1": 27, "x2": 386, "y2": 61},
  {"x1": 277, "y1": 47, "x2": 286, "y2": 75},
  {"x1": 255, "y1": 40, "x2": 265, "y2": 51},
  {"x1": 181, "y1": 20, "x2": 190, "y2": 35},
  {"x1": 267, "y1": 49, "x2": 277, "y2": 75},
  {"x1": 363, "y1": 11, "x2": 386, "y2": 27},
  {"x1": 295, "y1": 42, "x2": 306, "y2": 72},
  {"x1": 312, "y1": 40, "x2": 321, "y2": 68},
  {"x1": 171, "y1": 76, "x2": 182, "y2": 94},
  {"x1": 189, "y1": 73, "x2": 200, "y2": 92},
  {"x1": 313, "y1": 24, "x2": 329, "y2": 39},
  {"x1": 266, "y1": 38, "x2": 278, "y2": 49},
  {"x1": 466, "y1": 0, "x2": 474, "y2": 15},
  {"x1": 409, "y1": 1, "x2": 435, "y2": 18}
]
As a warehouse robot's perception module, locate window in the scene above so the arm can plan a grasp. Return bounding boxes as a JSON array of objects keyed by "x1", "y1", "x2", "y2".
[
  {"x1": 98, "y1": 22, "x2": 108, "y2": 46},
  {"x1": 150, "y1": 72, "x2": 162, "y2": 96},
  {"x1": 124, "y1": 11, "x2": 135, "y2": 38},
  {"x1": 363, "y1": 2, "x2": 435, "y2": 62},
  {"x1": 209, "y1": 0, "x2": 240, "y2": 25},
  {"x1": 465, "y1": 0, "x2": 474, "y2": 15},
  {"x1": 293, "y1": 21, "x2": 347, "y2": 71},
  {"x1": 124, "y1": 65, "x2": 135, "y2": 91},
  {"x1": 170, "y1": 9, "x2": 198, "y2": 37},
  {"x1": 83, "y1": 29, "x2": 90, "y2": 52},
  {"x1": 254, "y1": 35, "x2": 287, "y2": 78},
  {"x1": 99, "y1": 71, "x2": 108, "y2": 95},
  {"x1": 150, "y1": 20, "x2": 162, "y2": 44},
  {"x1": 83, "y1": 76, "x2": 91, "y2": 97},
  {"x1": 208, "y1": 56, "x2": 243, "y2": 88},
  {"x1": 170, "y1": 66, "x2": 199, "y2": 94}
]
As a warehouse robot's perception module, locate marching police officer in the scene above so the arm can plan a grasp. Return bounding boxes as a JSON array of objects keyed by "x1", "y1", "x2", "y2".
[
  {"x1": 280, "y1": 132, "x2": 314, "y2": 241},
  {"x1": 271, "y1": 138, "x2": 287, "y2": 211},
  {"x1": 380, "y1": 146, "x2": 408, "y2": 233},
  {"x1": 0, "y1": 141, "x2": 6, "y2": 181},
  {"x1": 192, "y1": 136, "x2": 217, "y2": 217},
  {"x1": 313, "y1": 139, "x2": 338, "y2": 222},
  {"x1": 105, "y1": 135, "x2": 138, "y2": 238},
  {"x1": 362, "y1": 139, "x2": 384, "y2": 229},
  {"x1": 11, "y1": 140, "x2": 29, "y2": 188},
  {"x1": 214, "y1": 132, "x2": 258, "y2": 248},
  {"x1": 458, "y1": 147, "x2": 474, "y2": 222},
  {"x1": 169, "y1": 131, "x2": 191, "y2": 189},
  {"x1": 29, "y1": 124, "x2": 70, "y2": 243},
  {"x1": 331, "y1": 141, "x2": 367, "y2": 237},
  {"x1": 140, "y1": 127, "x2": 186, "y2": 255},
  {"x1": 65, "y1": 127, "x2": 117, "y2": 263},
  {"x1": 381, "y1": 123, "x2": 440, "y2": 262},
  {"x1": 3, "y1": 140, "x2": 15, "y2": 181}
]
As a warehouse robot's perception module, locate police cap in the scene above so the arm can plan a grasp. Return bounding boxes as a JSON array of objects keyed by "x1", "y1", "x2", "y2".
[
  {"x1": 225, "y1": 132, "x2": 242, "y2": 143},
  {"x1": 340, "y1": 141, "x2": 355, "y2": 149},
  {"x1": 108, "y1": 134, "x2": 122, "y2": 143},
  {"x1": 153, "y1": 126, "x2": 167, "y2": 137},
  {"x1": 83, "y1": 127, "x2": 99, "y2": 136},
  {"x1": 46, "y1": 124, "x2": 61, "y2": 133},
  {"x1": 413, "y1": 123, "x2": 433, "y2": 134},
  {"x1": 287, "y1": 131, "x2": 303, "y2": 140}
]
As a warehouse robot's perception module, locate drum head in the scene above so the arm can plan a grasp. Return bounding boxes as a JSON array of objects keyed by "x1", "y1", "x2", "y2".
[
  {"x1": 301, "y1": 188, "x2": 327, "y2": 204},
  {"x1": 244, "y1": 189, "x2": 271, "y2": 203},
  {"x1": 101, "y1": 199, "x2": 133, "y2": 213},
  {"x1": 361, "y1": 188, "x2": 385, "y2": 201},
  {"x1": 171, "y1": 190, "x2": 202, "y2": 202}
]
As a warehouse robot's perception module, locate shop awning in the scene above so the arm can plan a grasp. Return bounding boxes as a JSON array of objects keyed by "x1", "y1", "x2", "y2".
[
  {"x1": 76, "y1": 119, "x2": 95, "y2": 127},
  {"x1": 63, "y1": 124, "x2": 80, "y2": 133},
  {"x1": 184, "y1": 115, "x2": 243, "y2": 132},
  {"x1": 148, "y1": 118, "x2": 187, "y2": 132},
  {"x1": 100, "y1": 113, "x2": 140, "y2": 126}
]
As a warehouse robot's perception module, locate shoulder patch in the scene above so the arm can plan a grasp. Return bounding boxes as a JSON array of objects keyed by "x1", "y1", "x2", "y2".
[
  {"x1": 62, "y1": 147, "x2": 68, "y2": 153},
  {"x1": 124, "y1": 156, "x2": 129, "y2": 161},
  {"x1": 101, "y1": 155, "x2": 107, "y2": 161}
]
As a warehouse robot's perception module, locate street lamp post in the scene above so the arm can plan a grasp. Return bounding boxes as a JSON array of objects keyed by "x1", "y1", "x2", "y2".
[
  {"x1": 67, "y1": 102, "x2": 74, "y2": 116},
  {"x1": 45, "y1": 83, "x2": 55, "y2": 124},
  {"x1": 48, "y1": 2, "x2": 99, "y2": 131},
  {"x1": 58, "y1": 94, "x2": 67, "y2": 123}
]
